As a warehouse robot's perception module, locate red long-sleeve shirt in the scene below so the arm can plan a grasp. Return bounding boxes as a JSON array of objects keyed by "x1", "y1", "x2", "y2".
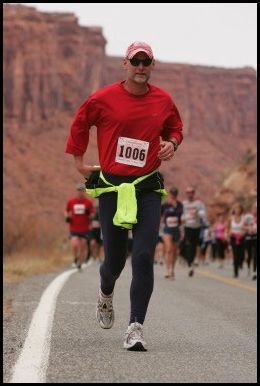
[{"x1": 66, "y1": 81, "x2": 183, "y2": 176}]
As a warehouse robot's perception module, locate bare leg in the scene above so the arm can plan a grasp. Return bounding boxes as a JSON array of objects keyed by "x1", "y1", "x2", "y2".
[
  {"x1": 163, "y1": 234, "x2": 174, "y2": 277},
  {"x1": 90, "y1": 239, "x2": 100, "y2": 261},
  {"x1": 78, "y1": 237, "x2": 87, "y2": 266},
  {"x1": 172, "y1": 242, "x2": 179, "y2": 277},
  {"x1": 70, "y1": 236, "x2": 80, "y2": 263}
]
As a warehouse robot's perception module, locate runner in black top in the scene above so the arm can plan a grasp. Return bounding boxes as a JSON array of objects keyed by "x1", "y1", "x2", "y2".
[{"x1": 161, "y1": 187, "x2": 183, "y2": 278}]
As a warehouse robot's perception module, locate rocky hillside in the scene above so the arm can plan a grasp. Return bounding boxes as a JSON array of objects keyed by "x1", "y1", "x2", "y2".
[
  {"x1": 208, "y1": 149, "x2": 257, "y2": 221},
  {"x1": 3, "y1": 4, "x2": 257, "y2": 253}
]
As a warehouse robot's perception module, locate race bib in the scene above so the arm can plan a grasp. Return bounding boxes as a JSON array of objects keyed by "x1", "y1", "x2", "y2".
[
  {"x1": 186, "y1": 207, "x2": 198, "y2": 224},
  {"x1": 73, "y1": 204, "x2": 85, "y2": 215},
  {"x1": 166, "y1": 216, "x2": 179, "y2": 228},
  {"x1": 115, "y1": 137, "x2": 149, "y2": 167}
]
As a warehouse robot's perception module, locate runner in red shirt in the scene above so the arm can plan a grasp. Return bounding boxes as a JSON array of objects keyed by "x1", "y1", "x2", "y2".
[
  {"x1": 65, "y1": 183, "x2": 94, "y2": 270},
  {"x1": 65, "y1": 41, "x2": 183, "y2": 351}
]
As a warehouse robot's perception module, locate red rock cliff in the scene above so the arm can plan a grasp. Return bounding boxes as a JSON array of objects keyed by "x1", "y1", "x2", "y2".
[{"x1": 4, "y1": 3, "x2": 106, "y2": 125}]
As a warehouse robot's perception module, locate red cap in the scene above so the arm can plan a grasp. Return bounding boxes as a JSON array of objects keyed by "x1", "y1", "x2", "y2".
[
  {"x1": 125, "y1": 41, "x2": 154, "y2": 59},
  {"x1": 186, "y1": 186, "x2": 195, "y2": 193}
]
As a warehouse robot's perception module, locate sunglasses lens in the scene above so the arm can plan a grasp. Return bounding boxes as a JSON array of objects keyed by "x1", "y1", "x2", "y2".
[
  {"x1": 129, "y1": 58, "x2": 152, "y2": 66},
  {"x1": 129, "y1": 58, "x2": 139, "y2": 66},
  {"x1": 143, "y1": 59, "x2": 152, "y2": 66}
]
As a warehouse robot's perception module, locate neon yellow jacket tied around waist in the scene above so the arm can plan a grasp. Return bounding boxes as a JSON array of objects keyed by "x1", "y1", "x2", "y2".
[{"x1": 85, "y1": 170, "x2": 167, "y2": 229}]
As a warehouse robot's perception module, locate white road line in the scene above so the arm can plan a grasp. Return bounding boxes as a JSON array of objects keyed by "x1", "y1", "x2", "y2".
[{"x1": 10, "y1": 261, "x2": 92, "y2": 383}]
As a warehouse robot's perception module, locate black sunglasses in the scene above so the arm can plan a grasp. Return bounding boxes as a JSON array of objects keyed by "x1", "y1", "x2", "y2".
[{"x1": 129, "y1": 58, "x2": 153, "y2": 67}]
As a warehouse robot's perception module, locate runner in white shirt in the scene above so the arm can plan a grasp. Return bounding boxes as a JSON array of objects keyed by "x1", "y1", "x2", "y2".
[
  {"x1": 182, "y1": 186, "x2": 207, "y2": 277},
  {"x1": 227, "y1": 203, "x2": 246, "y2": 278}
]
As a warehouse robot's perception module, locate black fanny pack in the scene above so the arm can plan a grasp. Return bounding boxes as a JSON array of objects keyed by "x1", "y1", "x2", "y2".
[{"x1": 85, "y1": 170, "x2": 165, "y2": 192}]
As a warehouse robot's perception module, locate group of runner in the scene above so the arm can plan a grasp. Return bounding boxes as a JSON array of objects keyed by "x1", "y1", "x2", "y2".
[
  {"x1": 155, "y1": 188, "x2": 257, "y2": 281},
  {"x1": 65, "y1": 181, "x2": 257, "y2": 282},
  {"x1": 156, "y1": 185, "x2": 206, "y2": 279}
]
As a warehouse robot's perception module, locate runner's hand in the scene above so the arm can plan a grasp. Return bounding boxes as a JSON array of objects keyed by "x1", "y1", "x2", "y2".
[
  {"x1": 74, "y1": 155, "x2": 100, "y2": 177},
  {"x1": 158, "y1": 141, "x2": 175, "y2": 161},
  {"x1": 76, "y1": 164, "x2": 100, "y2": 178}
]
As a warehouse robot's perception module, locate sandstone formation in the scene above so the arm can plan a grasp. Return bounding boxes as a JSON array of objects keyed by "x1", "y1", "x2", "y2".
[{"x1": 208, "y1": 148, "x2": 257, "y2": 221}]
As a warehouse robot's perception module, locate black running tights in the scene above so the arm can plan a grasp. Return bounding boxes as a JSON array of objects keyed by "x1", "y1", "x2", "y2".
[{"x1": 99, "y1": 191, "x2": 161, "y2": 325}]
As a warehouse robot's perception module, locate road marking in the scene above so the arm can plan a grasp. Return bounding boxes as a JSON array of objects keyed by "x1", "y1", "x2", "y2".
[
  {"x1": 10, "y1": 260, "x2": 92, "y2": 383},
  {"x1": 196, "y1": 269, "x2": 257, "y2": 293}
]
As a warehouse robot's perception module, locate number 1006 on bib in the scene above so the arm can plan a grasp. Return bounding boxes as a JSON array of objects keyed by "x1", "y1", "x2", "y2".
[{"x1": 115, "y1": 137, "x2": 149, "y2": 168}]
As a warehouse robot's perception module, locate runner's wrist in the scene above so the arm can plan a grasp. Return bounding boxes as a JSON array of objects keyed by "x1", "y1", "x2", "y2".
[{"x1": 168, "y1": 140, "x2": 178, "y2": 152}]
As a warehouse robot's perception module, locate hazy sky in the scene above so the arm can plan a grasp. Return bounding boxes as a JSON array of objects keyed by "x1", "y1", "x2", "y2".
[{"x1": 19, "y1": 3, "x2": 257, "y2": 70}]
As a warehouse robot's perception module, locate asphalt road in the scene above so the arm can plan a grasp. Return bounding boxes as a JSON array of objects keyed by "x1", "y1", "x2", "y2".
[{"x1": 3, "y1": 258, "x2": 257, "y2": 383}]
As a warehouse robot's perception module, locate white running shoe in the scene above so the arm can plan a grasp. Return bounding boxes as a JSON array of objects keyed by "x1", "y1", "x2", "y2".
[
  {"x1": 123, "y1": 322, "x2": 147, "y2": 351},
  {"x1": 96, "y1": 289, "x2": 114, "y2": 329}
]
